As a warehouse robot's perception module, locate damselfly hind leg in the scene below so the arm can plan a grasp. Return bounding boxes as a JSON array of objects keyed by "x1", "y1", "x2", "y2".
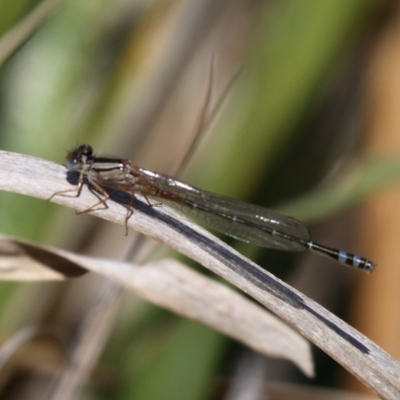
[
  {"x1": 143, "y1": 195, "x2": 162, "y2": 208},
  {"x1": 121, "y1": 194, "x2": 163, "y2": 236},
  {"x1": 123, "y1": 191, "x2": 136, "y2": 236}
]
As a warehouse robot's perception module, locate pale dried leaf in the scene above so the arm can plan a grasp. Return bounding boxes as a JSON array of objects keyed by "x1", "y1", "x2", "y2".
[
  {"x1": 0, "y1": 235, "x2": 312, "y2": 375},
  {"x1": 0, "y1": 236, "x2": 86, "y2": 280}
]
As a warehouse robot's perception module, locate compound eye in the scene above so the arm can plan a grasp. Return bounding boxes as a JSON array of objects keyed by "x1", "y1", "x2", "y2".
[
  {"x1": 80, "y1": 144, "x2": 93, "y2": 156},
  {"x1": 66, "y1": 157, "x2": 81, "y2": 171}
]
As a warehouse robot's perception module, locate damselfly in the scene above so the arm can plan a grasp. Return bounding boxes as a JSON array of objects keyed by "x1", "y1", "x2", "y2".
[{"x1": 50, "y1": 144, "x2": 376, "y2": 273}]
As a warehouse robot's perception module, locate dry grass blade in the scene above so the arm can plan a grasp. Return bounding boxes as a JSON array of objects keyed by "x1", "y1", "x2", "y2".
[
  {"x1": 0, "y1": 150, "x2": 399, "y2": 398},
  {"x1": 0, "y1": 235, "x2": 87, "y2": 280},
  {"x1": 229, "y1": 380, "x2": 378, "y2": 400},
  {"x1": 0, "y1": 235, "x2": 312, "y2": 376}
]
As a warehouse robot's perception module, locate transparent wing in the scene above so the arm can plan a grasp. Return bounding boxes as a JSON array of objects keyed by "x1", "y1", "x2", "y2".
[{"x1": 133, "y1": 167, "x2": 310, "y2": 251}]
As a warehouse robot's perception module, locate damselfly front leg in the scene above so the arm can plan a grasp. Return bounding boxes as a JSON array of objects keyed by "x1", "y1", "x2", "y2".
[
  {"x1": 49, "y1": 171, "x2": 110, "y2": 214},
  {"x1": 47, "y1": 170, "x2": 86, "y2": 202}
]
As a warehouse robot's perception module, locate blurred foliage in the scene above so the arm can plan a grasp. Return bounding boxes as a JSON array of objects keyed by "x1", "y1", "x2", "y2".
[{"x1": 0, "y1": 0, "x2": 393, "y2": 398}]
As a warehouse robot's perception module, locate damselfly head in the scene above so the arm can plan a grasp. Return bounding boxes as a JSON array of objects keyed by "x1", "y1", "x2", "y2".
[{"x1": 66, "y1": 144, "x2": 94, "y2": 172}]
